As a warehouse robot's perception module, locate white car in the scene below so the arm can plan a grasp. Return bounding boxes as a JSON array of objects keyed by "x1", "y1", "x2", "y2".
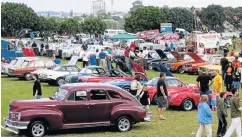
[
  {"x1": 62, "y1": 44, "x2": 82, "y2": 59},
  {"x1": 33, "y1": 65, "x2": 81, "y2": 86}
]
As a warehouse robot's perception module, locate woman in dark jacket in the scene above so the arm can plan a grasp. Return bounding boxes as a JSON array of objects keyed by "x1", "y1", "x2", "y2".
[
  {"x1": 224, "y1": 62, "x2": 234, "y2": 91},
  {"x1": 233, "y1": 67, "x2": 241, "y2": 91},
  {"x1": 33, "y1": 74, "x2": 42, "y2": 99}
]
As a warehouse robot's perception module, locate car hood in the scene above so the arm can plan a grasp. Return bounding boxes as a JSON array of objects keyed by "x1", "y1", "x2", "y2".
[
  {"x1": 170, "y1": 51, "x2": 184, "y2": 61},
  {"x1": 155, "y1": 49, "x2": 168, "y2": 60},
  {"x1": 187, "y1": 52, "x2": 204, "y2": 62},
  {"x1": 9, "y1": 98, "x2": 59, "y2": 111}
]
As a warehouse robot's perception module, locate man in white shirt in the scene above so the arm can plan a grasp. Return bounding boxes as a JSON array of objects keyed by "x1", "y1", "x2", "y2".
[{"x1": 82, "y1": 51, "x2": 89, "y2": 67}]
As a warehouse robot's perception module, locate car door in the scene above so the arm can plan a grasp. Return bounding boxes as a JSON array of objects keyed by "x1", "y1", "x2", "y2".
[
  {"x1": 61, "y1": 90, "x2": 89, "y2": 124},
  {"x1": 88, "y1": 89, "x2": 112, "y2": 123}
]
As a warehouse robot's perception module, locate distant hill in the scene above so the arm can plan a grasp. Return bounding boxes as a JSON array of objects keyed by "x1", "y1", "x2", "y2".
[{"x1": 36, "y1": 11, "x2": 70, "y2": 17}]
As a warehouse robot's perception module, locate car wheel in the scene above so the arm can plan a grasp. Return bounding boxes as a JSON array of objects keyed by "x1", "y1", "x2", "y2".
[
  {"x1": 152, "y1": 93, "x2": 158, "y2": 105},
  {"x1": 28, "y1": 121, "x2": 46, "y2": 137},
  {"x1": 47, "y1": 81, "x2": 55, "y2": 86},
  {"x1": 177, "y1": 66, "x2": 184, "y2": 74},
  {"x1": 117, "y1": 116, "x2": 132, "y2": 132},
  {"x1": 123, "y1": 86, "x2": 131, "y2": 93},
  {"x1": 182, "y1": 99, "x2": 194, "y2": 111},
  {"x1": 148, "y1": 64, "x2": 153, "y2": 70},
  {"x1": 56, "y1": 77, "x2": 65, "y2": 86},
  {"x1": 225, "y1": 96, "x2": 231, "y2": 108},
  {"x1": 24, "y1": 73, "x2": 32, "y2": 81}
]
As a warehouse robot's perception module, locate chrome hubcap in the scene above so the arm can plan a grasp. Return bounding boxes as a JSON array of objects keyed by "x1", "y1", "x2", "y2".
[
  {"x1": 32, "y1": 123, "x2": 44, "y2": 136},
  {"x1": 184, "y1": 101, "x2": 192, "y2": 110},
  {"x1": 118, "y1": 118, "x2": 130, "y2": 131},
  {"x1": 148, "y1": 65, "x2": 153, "y2": 70},
  {"x1": 26, "y1": 74, "x2": 32, "y2": 80},
  {"x1": 58, "y1": 79, "x2": 65, "y2": 86}
]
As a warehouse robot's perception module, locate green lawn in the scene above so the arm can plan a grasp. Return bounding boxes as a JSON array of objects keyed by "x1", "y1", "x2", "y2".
[{"x1": 1, "y1": 60, "x2": 238, "y2": 137}]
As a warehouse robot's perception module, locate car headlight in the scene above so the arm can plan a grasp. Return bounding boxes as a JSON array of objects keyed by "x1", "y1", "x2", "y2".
[
  {"x1": 9, "y1": 112, "x2": 21, "y2": 121},
  {"x1": 8, "y1": 69, "x2": 13, "y2": 73}
]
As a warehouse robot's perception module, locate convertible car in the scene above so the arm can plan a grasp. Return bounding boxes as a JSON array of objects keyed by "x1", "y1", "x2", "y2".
[
  {"x1": 102, "y1": 63, "x2": 174, "y2": 92},
  {"x1": 64, "y1": 60, "x2": 145, "y2": 84}
]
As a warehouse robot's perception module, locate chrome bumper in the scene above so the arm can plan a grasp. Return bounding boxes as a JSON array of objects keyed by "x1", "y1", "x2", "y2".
[{"x1": 2, "y1": 118, "x2": 29, "y2": 132}]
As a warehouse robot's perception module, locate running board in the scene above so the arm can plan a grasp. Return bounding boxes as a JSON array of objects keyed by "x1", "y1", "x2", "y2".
[
  {"x1": 62, "y1": 122, "x2": 114, "y2": 129},
  {"x1": 1, "y1": 125, "x2": 19, "y2": 134}
]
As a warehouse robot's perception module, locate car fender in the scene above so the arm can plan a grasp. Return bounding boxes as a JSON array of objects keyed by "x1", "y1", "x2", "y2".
[
  {"x1": 20, "y1": 108, "x2": 64, "y2": 130},
  {"x1": 110, "y1": 105, "x2": 145, "y2": 124},
  {"x1": 169, "y1": 92, "x2": 197, "y2": 106}
]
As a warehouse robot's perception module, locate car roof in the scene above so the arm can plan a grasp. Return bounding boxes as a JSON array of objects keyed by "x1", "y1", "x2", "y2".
[{"x1": 61, "y1": 83, "x2": 119, "y2": 91}]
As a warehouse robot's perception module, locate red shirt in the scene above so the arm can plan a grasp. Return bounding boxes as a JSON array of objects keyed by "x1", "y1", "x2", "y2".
[
  {"x1": 124, "y1": 49, "x2": 129, "y2": 57},
  {"x1": 232, "y1": 60, "x2": 241, "y2": 69},
  {"x1": 130, "y1": 43, "x2": 136, "y2": 50}
]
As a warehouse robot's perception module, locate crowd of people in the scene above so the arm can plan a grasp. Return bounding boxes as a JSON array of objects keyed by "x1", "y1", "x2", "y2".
[{"x1": 195, "y1": 53, "x2": 242, "y2": 137}]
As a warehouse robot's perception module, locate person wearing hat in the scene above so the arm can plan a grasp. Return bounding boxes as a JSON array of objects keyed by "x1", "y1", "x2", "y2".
[{"x1": 232, "y1": 56, "x2": 241, "y2": 69}]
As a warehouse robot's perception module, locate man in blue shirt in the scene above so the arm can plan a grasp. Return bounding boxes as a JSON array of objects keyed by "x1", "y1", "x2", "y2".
[{"x1": 99, "y1": 49, "x2": 107, "y2": 69}]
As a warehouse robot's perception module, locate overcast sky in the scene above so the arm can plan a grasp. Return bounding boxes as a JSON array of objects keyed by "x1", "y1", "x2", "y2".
[{"x1": 2, "y1": 0, "x2": 242, "y2": 13}]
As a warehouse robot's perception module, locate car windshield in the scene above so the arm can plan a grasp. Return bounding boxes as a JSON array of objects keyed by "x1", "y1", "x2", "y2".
[
  {"x1": 20, "y1": 61, "x2": 29, "y2": 67},
  {"x1": 53, "y1": 88, "x2": 68, "y2": 100},
  {"x1": 9, "y1": 59, "x2": 17, "y2": 65},
  {"x1": 79, "y1": 68, "x2": 93, "y2": 74},
  {"x1": 150, "y1": 52, "x2": 160, "y2": 59},
  {"x1": 146, "y1": 77, "x2": 159, "y2": 86},
  {"x1": 211, "y1": 57, "x2": 221, "y2": 64},
  {"x1": 166, "y1": 53, "x2": 175, "y2": 59}
]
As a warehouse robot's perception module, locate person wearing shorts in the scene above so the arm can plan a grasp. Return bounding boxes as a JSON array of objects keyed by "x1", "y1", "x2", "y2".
[{"x1": 156, "y1": 72, "x2": 168, "y2": 120}]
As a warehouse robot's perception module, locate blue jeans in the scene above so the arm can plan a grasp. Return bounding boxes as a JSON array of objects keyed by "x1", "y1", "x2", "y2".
[
  {"x1": 200, "y1": 90, "x2": 210, "y2": 105},
  {"x1": 233, "y1": 81, "x2": 241, "y2": 91}
]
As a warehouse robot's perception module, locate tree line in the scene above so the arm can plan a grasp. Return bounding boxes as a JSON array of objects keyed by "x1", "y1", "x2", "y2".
[{"x1": 1, "y1": 2, "x2": 242, "y2": 37}]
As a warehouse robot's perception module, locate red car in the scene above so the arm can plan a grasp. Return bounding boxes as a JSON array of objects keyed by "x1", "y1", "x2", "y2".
[
  {"x1": 183, "y1": 52, "x2": 210, "y2": 74},
  {"x1": 146, "y1": 77, "x2": 232, "y2": 111},
  {"x1": 3, "y1": 83, "x2": 147, "y2": 137}
]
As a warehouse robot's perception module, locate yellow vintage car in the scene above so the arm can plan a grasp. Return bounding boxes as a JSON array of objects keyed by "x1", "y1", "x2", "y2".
[{"x1": 198, "y1": 56, "x2": 235, "y2": 75}]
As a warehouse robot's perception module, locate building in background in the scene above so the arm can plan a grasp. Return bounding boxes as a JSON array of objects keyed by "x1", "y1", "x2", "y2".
[{"x1": 92, "y1": 0, "x2": 106, "y2": 15}]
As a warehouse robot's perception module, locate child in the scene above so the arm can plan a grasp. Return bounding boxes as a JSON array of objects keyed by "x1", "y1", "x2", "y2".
[
  {"x1": 196, "y1": 95, "x2": 212, "y2": 137},
  {"x1": 211, "y1": 91, "x2": 217, "y2": 111},
  {"x1": 224, "y1": 88, "x2": 242, "y2": 137},
  {"x1": 216, "y1": 92, "x2": 228, "y2": 137},
  {"x1": 138, "y1": 85, "x2": 151, "y2": 121}
]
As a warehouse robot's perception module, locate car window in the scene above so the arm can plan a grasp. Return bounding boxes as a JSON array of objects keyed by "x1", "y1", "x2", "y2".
[
  {"x1": 107, "y1": 90, "x2": 122, "y2": 100},
  {"x1": 90, "y1": 90, "x2": 107, "y2": 100},
  {"x1": 166, "y1": 79, "x2": 180, "y2": 87},
  {"x1": 97, "y1": 68, "x2": 106, "y2": 75},
  {"x1": 66, "y1": 67, "x2": 73, "y2": 72},
  {"x1": 68, "y1": 91, "x2": 87, "y2": 101},
  {"x1": 54, "y1": 66, "x2": 66, "y2": 71},
  {"x1": 71, "y1": 67, "x2": 79, "y2": 72},
  {"x1": 35, "y1": 61, "x2": 45, "y2": 67}
]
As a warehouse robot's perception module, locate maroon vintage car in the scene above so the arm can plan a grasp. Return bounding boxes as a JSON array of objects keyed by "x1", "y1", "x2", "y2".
[{"x1": 3, "y1": 83, "x2": 147, "y2": 137}]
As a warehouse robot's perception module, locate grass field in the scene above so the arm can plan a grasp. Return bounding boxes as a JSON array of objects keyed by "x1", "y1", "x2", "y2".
[{"x1": 1, "y1": 59, "x2": 238, "y2": 137}]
